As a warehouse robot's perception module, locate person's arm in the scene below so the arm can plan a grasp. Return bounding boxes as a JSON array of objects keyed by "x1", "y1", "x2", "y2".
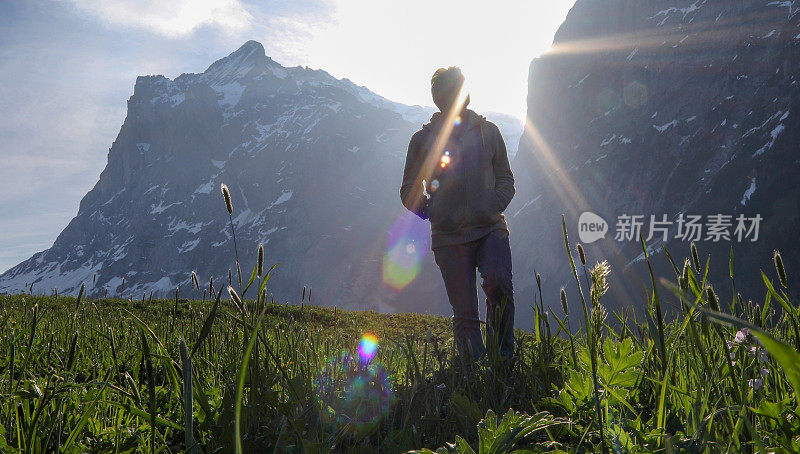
[
  {"x1": 400, "y1": 131, "x2": 429, "y2": 219},
  {"x1": 491, "y1": 123, "x2": 515, "y2": 212}
]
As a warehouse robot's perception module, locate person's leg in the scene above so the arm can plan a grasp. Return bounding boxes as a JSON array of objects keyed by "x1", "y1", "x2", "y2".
[
  {"x1": 432, "y1": 242, "x2": 485, "y2": 361},
  {"x1": 476, "y1": 229, "x2": 515, "y2": 358}
]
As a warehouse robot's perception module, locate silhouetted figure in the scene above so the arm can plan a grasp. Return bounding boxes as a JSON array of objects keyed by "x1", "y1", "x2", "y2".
[{"x1": 400, "y1": 67, "x2": 515, "y2": 361}]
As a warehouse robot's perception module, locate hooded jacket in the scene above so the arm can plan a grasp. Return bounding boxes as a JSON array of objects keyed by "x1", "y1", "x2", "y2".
[{"x1": 400, "y1": 108, "x2": 515, "y2": 249}]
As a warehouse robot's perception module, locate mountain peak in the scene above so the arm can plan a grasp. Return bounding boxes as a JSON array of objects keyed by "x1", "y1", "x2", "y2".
[
  {"x1": 203, "y1": 40, "x2": 276, "y2": 84},
  {"x1": 238, "y1": 39, "x2": 264, "y2": 53}
]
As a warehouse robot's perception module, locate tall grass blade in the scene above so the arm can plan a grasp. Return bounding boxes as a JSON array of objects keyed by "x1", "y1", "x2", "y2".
[
  {"x1": 234, "y1": 306, "x2": 267, "y2": 454},
  {"x1": 179, "y1": 338, "x2": 196, "y2": 453},
  {"x1": 192, "y1": 287, "x2": 223, "y2": 356},
  {"x1": 141, "y1": 329, "x2": 157, "y2": 453}
]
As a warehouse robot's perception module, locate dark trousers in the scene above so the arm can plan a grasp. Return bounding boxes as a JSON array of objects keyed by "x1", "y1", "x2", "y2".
[{"x1": 432, "y1": 229, "x2": 515, "y2": 360}]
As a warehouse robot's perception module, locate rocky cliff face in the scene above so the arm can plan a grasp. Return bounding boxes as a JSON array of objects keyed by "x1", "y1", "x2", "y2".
[
  {"x1": 509, "y1": 0, "x2": 800, "y2": 317},
  {"x1": 0, "y1": 41, "x2": 521, "y2": 316}
]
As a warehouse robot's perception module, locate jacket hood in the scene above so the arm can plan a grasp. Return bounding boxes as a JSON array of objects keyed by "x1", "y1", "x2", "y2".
[{"x1": 422, "y1": 108, "x2": 485, "y2": 132}]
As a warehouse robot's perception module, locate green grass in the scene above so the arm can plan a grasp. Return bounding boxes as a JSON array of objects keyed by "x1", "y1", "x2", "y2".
[
  {"x1": 1, "y1": 188, "x2": 798, "y2": 452},
  {"x1": 1, "y1": 238, "x2": 799, "y2": 452}
]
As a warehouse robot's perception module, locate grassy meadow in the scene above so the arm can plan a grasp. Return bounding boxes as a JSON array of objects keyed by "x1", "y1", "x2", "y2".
[{"x1": 0, "y1": 187, "x2": 799, "y2": 453}]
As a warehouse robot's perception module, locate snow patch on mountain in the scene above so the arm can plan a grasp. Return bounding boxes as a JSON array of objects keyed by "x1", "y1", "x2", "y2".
[
  {"x1": 741, "y1": 179, "x2": 757, "y2": 205},
  {"x1": 213, "y1": 81, "x2": 245, "y2": 111},
  {"x1": 513, "y1": 195, "x2": 541, "y2": 217},
  {"x1": 753, "y1": 124, "x2": 786, "y2": 156},
  {"x1": 179, "y1": 238, "x2": 201, "y2": 253},
  {"x1": 268, "y1": 190, "x2": 293, "y2": 209},
  {"x1": 653, "y1": 120, "x2": 678, "y2": 132},
  {"x1": 151, "y1": 201, "x2": 181, "y2": 215},
  {"x1": 649, "y1": 0, "x2": 707, "y2": 26},
  {"x1": 195, "y1": 181, "x2": 214, "y2": 194}
]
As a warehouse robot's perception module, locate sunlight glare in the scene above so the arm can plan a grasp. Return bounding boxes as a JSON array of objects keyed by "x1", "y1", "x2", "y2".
[{"x1": 303, "y1": 0, "x2": 575, "y2": 121}]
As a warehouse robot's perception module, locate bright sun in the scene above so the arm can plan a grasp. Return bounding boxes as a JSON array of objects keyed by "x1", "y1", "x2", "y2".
[{"x1": 301, "y1": 1, "x2": 575, "y2": 121}]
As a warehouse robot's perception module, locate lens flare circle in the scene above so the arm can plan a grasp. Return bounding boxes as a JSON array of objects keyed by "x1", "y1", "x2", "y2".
[
  {"x1": 359, "y1": 333, "x2": 379, "y2": 362},
  {"x1": 382, "y1": 252, "x2": 420, "y2": 290},
  {"x1": 313, "y1": 350, "x2": 393, "y2": 432},
  {"x1": 384, "y1": 211, "x2": 430, "y2": 290},
  {"x1": 623, "y1": 80, "x2": 648, "y2": 108}
]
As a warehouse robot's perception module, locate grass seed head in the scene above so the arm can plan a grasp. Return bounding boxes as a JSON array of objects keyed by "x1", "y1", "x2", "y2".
[
  {"x1": 591, "y1": 304, "x2": 607, "y2": 337},
  {"x1": 257, "y1": 244, "x2": 264, "y2": 278},
  {"x1": 590, "y1": 260, "x2": 610, "y2": 305},
  {"x1": 577, "y1": 243, "x2": 586, "y2": 266},
  {"x1": 221, "y1": 183, "x2": 233, "y2": 215},
  {"x1": 680, "y1": 259, "x2": 690, "y2": 291},
  {"x1": 706, "y1": 285, "x2": 720, "y2": 311},
  {"x1": 691, "y1": 242, "x2": 700, "y2": 271},
  {"x1": 774, "y1": 250, "x2": 787, "y2": 287},
  {"x1": 228, "y1": 285, "x2": 244, "y2": 312},
  {"x1": 560, "y1": 287, "x2": 569, "y2": 316}
]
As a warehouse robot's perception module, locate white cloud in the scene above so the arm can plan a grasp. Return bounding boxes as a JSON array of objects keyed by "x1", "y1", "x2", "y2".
[{"x1": 63, "y1": 0, "x2": 254, "y2": 36}]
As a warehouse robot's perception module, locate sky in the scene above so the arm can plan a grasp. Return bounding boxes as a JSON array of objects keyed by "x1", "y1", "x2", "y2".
[{"x1": 0, "y1": 0, "x2": 575, "y2": 273}]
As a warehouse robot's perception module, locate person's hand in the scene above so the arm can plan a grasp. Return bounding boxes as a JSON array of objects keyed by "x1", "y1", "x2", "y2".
[{"x1": 417, "y1": 197, "x2": 431, "y2": 220}]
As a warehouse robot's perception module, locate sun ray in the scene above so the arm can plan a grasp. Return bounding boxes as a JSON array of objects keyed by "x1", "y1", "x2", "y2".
[
  {"x1": 520, "y1": 118, "x2": 588, "y2": 216},
  {"x1": 401, "y1": 83, "x2": 470, "y2": 216},
  {"x1": 545, "y1": 9, "x2": 788, "y2": 57},
  {"x1": 519, "y1": 117, "x2": 634, "y2": 294}
]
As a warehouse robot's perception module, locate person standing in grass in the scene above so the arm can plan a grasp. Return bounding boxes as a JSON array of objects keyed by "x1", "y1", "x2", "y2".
[{"x1": 400, "y1": 66, "x2": 516, "y2": 361}]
